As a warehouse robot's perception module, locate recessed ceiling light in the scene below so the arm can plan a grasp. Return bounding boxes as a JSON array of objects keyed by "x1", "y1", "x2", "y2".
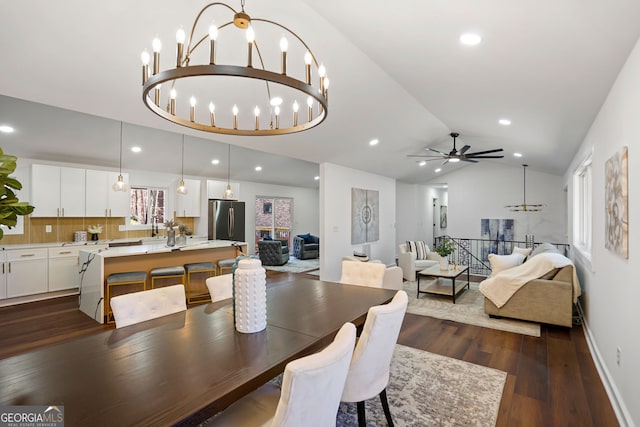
[
  {"x1": 255, "y1": 166, "x2": 262, "y2": 171},
  {"x1": 314, "y1": 176, "x2": 320, "y2": 180},
  {"x1": 514, "y1": 152, "x2": 523, "y2": 158},
  {"x1": 211, "y1": 159, "x2": 220, "y2": 165},
  {"x1": 131, "y1": 146, "x2": 142, "y2": 153},
  {"x1": 460, "y1": 33, "x2": 482, "y2": 46},
  {"x1": 435, "y1": 168, "x2": 442, "y2": 173},
  {"x1": 418, "y1": 161, "x2": 427, "y2": 167},
  {"x1": 499, "y1": 118, "x2": 511, "y2": 126},
  {"x1": 0, "y1": 125, "x2": 15, "y2": 133},
  {"x1": 369, "y1": 138, "x2": 379, "y2": 146}
]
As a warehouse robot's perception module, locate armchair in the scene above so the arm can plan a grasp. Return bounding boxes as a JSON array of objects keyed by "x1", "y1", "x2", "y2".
[
  {"x1": 397, "y1": 242, "x2": 439, "y2": 281},
  {"x1": 258, "y1": 239, "x2": 290, "y2": 266},
  {"x1": 292, "y1": 234, "x2": 320, "y2": 259}
]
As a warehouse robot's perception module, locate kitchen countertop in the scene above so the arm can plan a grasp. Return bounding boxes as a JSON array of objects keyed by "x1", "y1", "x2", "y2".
[
  {"x1": 0, "y1": 235, "x2": 211, "y2": 251},
  {"x1": 80, "y1": 239, "x2": 247, "y2": 258}
]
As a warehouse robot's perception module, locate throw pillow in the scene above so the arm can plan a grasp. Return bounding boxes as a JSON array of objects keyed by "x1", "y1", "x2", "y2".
[
  {"x1": 406, "y1": 240, "x2": 429, "y2": 260},
  {"x1": 263, "y1": 236, "x2": 273, "y2": 241},
  {"x1": 529, "y1": 243, "x2": 561, "y2": 258},
  {"x1": 512, "y1": 246, "x2": 532, "y2": 258},
  {"x1": 488, "y1": 253, "x2": 525, "y2": 277},
  {"x1": 297, "y1": 233, "x2": 312, "y2": 243}
]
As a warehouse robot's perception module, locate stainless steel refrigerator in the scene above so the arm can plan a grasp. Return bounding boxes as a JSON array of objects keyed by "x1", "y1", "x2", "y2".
[{"x1": 208, "y1": 199, "x2": 245, "y2": 241}]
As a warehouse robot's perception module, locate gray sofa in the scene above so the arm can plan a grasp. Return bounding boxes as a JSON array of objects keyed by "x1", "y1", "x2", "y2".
[{"x1": 257, "y1": 239, "x2": 290, "y2": 266}]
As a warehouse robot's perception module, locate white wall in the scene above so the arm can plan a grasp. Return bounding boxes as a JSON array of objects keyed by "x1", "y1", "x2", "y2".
[
  {"x1": 320, "y1": 163, "x2": 396, "y2": 282},
  {"x1": 396, "y1": 182, "x2": 445, "y2": 252},
  {"x1": 565, "y1": 37, "x2": 640, "y2": 427},
  {"x1": 434, "y1": 163, "x2": 566, "y2": 242}
]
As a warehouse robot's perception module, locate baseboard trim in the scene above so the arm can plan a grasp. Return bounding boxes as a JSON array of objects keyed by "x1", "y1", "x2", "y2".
[{"x1": 576, "y1": 301, "x2": 634, "y2": 427}]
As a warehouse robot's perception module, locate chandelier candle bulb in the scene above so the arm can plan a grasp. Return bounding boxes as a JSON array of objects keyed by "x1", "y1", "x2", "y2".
[
  {"x1": 254, "y1": 106, "x2": 260, "y2": 130},
  {"x1": 233, "y1": 104, "x2": 238, "y2": 130},
  {"x1": 170, "y1": 89, "x2": 177, "y2": 115},
  {"x1": 304, "y1": 51, "x2": 312, "y2": 84},
  {"x1": 246, "y1": 26, "x2": 255, "y2": 68},
  {"x1": 307, "y1": 96, "x2": 313, "y2": 122},
  {"x1": 209, "y1": 24, "x2": 217, "y2": 65},
  {"x1": 189, "y1": 97, "x2": 196, "y2": 122},
  {"x1": 280, "y1": 36, "x2": 288, "y2": 74},
  {"x1": 141, "y1": 50, "x2": 150, "y2": 84},
  {"x1": 154, "y1": 84, "x2": 161, "y2": 106},
  {"x1": 209, "y1": 102, "x2": 215, "y2": 127},
  {"x1": 176, "y1": 27, "x2": 186, "y2": 67},
  {"x1": 275, "y1": 105, "x2": 280, "y2": 129},
  {"x1": 293, "y1": 100, "x2": 299, "y2": 126},
  {"x1": 152, "y1": 37, "x2": 161, "y2": 75}
]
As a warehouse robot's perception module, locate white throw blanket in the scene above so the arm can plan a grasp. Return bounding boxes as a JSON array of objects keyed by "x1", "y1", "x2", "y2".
[{"x1": 479, "y1": 252, "x2": 581, "y2": 308}]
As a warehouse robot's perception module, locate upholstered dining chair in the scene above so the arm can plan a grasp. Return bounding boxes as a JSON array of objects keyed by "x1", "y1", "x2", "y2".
[
  {"x1": 206, "y1": 274, "x2": 233, "y2": 302},
  {"x1": 209, "y1": 322, "x2": 357, "y2": 427},
  {"x1": 339, "y1": 260, "x2": 387, "y2": 288},
  {"x1": 341, "y1": 290, "x2": 409, "y2": 427},
  {"x1": 110, "y1": 284, "x2": 187, "y2": 329}
]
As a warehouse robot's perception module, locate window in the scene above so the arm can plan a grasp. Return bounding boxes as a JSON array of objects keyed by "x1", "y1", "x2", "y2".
[
  {"x1": 130, "y1": 187, "x2": 166, "y2": 225},
  {"x1": 573, "y1": 154, "x2": 592, "y2": 258},
  {"x1": 255, "y1": 197, "x2": 293, "y2": 249}
]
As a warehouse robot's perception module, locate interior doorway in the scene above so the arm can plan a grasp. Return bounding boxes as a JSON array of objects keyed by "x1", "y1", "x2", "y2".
[{"x1": 255, "y1": 197, "x2": 293, "y2": 251}]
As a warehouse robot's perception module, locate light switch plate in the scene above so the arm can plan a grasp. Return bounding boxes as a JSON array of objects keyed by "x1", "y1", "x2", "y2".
[{"x1": 45, "y1": 225, "x2": 52, "y2": 233}]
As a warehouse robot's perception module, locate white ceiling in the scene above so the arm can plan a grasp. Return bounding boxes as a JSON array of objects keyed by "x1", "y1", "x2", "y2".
[{"x1": 1, "y1": 0, "x2": 639, "y2": 186}]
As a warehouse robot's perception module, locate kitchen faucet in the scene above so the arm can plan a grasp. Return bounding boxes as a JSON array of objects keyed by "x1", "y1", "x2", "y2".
[{"x1": 151, "y1": 215, "x2": 158, "y2": 237}]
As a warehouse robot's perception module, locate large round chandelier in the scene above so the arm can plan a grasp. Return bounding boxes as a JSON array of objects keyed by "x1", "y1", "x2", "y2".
[{"x1": 140, "y1": 1, "x2": 329, "y2": 136}]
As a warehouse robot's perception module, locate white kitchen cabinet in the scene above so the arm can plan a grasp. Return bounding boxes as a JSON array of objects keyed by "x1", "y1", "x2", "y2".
[
  {"x1": 5, "y1": 248, "x2": 48, "y2": 298},
  {"x1": 175, "y1": 178, "x2": 201, "y2": 217},
  {"x1": 31, "y1": 164, "x2": 85, "y2": 217},
  {"x1": 48, "y1": 245, "x2": 107, "y2": 292},
  {"x1": 0, "y1": 253, "x2": 5, "y2": 299},
  {"x1": 85, "y1": 170, "x2": 130, "y2": 217},
  {"x1": 207, "y1": 180, "x2": 240, "y2": 200}
]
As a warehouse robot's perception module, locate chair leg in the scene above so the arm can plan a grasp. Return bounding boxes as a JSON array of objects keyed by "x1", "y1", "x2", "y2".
[
  {"x1": 379, "y1": 388, "x2": 394, "y2": 427},
  {"x1": 356, "y1": 401, "x2": 366, "y2": 427}
]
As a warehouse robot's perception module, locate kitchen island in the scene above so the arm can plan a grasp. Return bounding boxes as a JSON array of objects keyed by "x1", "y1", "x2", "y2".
[{"x1": 79, "y1": 239, "x2": 246, "y2": 323}]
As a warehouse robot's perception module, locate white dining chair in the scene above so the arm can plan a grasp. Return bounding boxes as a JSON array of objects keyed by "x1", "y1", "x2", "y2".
[
  {"x1": 206, "y1": 274, "x2": 233, "y2": 302},
  {"x1": 110, "y1": 284, "x2": 187, "y2": 329},
  {"x1": 209, "y1": 322, "x2": 357, "y2": 427},
  {"x1": 339, "y1": 260, "x2": 386, "y2": 288},
  {"x1": 341, "y1": 290, "x2": 409, "y2": 427}
]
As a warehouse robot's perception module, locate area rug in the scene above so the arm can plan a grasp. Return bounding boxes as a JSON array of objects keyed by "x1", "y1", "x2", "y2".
[
  {"x1": 405, "y1": 280, "x2": 541, "y2": 337},
  {"x1": 252, "y1": 344, "x2": 506, "y2": 427},
  {"x1": 263, "y1": 256, "x2": 320, "y2": 273}
]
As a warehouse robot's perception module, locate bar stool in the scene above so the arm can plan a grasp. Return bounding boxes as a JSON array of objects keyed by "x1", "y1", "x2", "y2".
[
  {"x1": 184, "y1": 262, "x2": 217, "y2": 303},
  {"x1": 106, "y1": 271, "x2": 147, "y2": 323},
  {"x1": 150, "y1": 266, "x2": 186, "y2": 290},
  {"x1": 217, "y1": 258, "x2": 236, "y2": 276}
]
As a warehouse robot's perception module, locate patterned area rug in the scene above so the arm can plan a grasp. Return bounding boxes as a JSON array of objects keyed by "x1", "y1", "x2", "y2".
[
  {"x1": 405, "y1": 280, "x2": 541, "y2": 337},
  {"x1": 259, "y1": 344, "x2": 506, "y2": 427},
  {"x1": 263, "y1": 256, "x2": 319, "y2": 273}
]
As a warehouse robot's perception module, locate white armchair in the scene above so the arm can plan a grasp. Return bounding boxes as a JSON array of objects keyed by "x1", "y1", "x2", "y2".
[
  {"x1": 110, "y1": 284, "x2": 187, "y2": 329},
  {"x1": 397, "y1": 243, "x2": 439, "y2": 281},
  {"x1": 206, "y1": 274, "x2": 233, "y2": 302}
]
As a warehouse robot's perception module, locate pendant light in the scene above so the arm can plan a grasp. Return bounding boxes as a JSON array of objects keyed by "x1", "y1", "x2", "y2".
[
  {"x1": 505, "y1": 164, "x2": 543, "y2": 212},
  {"x1": 222, "y1": 144, "x2": 235, "y2": 199},
  {"x1": 112, "y1": 121, "x2": 128, "y2": 192},
  {"x1": 176, "y1": 135, "x2": 188, "y2": 195}
]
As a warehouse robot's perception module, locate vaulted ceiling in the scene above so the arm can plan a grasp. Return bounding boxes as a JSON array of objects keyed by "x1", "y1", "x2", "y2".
[{"x1": 1, "y1": 1, "x2": 639, "y2": 186}]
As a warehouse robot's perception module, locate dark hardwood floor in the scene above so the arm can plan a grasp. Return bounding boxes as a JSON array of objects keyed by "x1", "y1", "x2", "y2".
[{"x1": 0, "y1": 271, "x2": 618, "y2": 426}]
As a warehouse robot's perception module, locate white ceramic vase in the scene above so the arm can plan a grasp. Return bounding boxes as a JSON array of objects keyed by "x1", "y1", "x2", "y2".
[
  {"x1": 234, "y1": 258, "x2": 267, "y2": 333},
  {"x1": 439, "y1": 256, "x2": 449, "y2": 271}
]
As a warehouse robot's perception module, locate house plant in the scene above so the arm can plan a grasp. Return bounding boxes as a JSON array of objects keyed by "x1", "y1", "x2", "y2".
[
  {"x1": 433, "y1": 236, "x2": 456, "y2": 270},
  {"x1": 0, "y1": 149, "x2": 35, "y2": 239}
]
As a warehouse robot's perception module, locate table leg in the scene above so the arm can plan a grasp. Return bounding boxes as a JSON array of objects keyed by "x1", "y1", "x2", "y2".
[
  {"x1": 467, "y1": 268, "x2": 470, "y2": 290},
  {"x1": 417, "y1": 275, "x2": 420, "y2": 298},
  {"x1": 452, "y1": 277, "x2": 456, "y2": 304}
]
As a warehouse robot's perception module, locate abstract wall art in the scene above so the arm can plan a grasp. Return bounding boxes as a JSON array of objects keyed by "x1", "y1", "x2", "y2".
[
  {"x1": 351, "y1": 188, "x2": 379, "y2": 244},
  {"x1": 480, "y1": 218, "x2": 515, "y2": 260},
  {"x1": 440, "y1": 205, "x2": 448, "y2": 228},
  {"x1": 605, "y1": 146, "x2": 628, "y2": 258}
]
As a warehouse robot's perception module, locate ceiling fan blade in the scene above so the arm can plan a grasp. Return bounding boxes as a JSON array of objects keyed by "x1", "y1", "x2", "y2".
[
  {"x1": 458, "y1": 145, "x2": 471, "y2": 155},
  {"x1": 461, "y1": 158, "x2": 479, "y2": 163},
  {"x1": 407, "y1": 154, "x2": 447, "y2": 158},
  {"x1": 426, "y1": 147, "x2": 449, "y2": 156},
  {"x1": 465, "y1": 148, "x2": 504, "y2": 156},
  {"x1": 466, "y1": 155, "x2": 504, "y2": 159}
]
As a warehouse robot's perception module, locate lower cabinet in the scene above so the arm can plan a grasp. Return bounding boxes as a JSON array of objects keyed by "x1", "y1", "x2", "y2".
[
  {"x1": 6, "y1": 248, "x2": 49, "y2": 298},
  {"x1": 48, "y1": 245, "x2": 107, "y2": 291}
]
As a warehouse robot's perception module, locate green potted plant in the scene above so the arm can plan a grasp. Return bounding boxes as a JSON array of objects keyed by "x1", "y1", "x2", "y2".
[
  {"x1": 0, "y1": 149, "x2": 34, "y2": 239},
  {"x1": 433, "y1": 236, "x2": 456, "y2": 270}
]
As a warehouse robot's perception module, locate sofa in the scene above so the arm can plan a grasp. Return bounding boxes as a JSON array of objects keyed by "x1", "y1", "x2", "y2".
[
  {"x1": 397, "y1": 242, "x2": 439, "y2": 281},
  {"x1": 292, "y1": 234, "x2": 320, "y2": 259},
  {"x1": 257, "y1": 239, "x2": 290, "y2": 266},
  {"x1": 479, "y1": 243, "x2": 581, "y2": 327}
]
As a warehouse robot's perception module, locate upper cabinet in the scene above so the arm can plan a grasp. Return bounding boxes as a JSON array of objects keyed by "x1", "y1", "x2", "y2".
[
  {"x1": 207, "y1": 180, "x2": 240, "y2": 200},
  {"x1": 175, "y1": 178, "x2": 201, "y2": 217},
  {"x1": 85, "y1": 170, "x2": 130, "y2": 217},
  {"x1": 31, "y1": 165, "x2": 85, "y2": 217}
]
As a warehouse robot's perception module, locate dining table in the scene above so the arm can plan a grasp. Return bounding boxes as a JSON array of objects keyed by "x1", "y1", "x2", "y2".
[{"x1": 0, "y1": 278, "x2": 397, "y2": 426}]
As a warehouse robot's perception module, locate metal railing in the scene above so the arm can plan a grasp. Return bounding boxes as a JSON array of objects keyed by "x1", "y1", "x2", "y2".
[{"x1": 434, "y1": 235, "x2": 570, "y2": 276}]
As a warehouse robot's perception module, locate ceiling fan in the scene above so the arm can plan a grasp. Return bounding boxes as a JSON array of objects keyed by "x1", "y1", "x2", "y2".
[{"x1": 408, "y1": 132, "x2": 505, "y2": 164}]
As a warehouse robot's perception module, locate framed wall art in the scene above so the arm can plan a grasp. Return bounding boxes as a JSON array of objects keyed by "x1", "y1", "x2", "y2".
[
  {"x1": 605, "y1": 146, "x2": 628, "y2": 258},
  {"x1": 351, "y1": 188, "x2": 379, "y2": 244}
]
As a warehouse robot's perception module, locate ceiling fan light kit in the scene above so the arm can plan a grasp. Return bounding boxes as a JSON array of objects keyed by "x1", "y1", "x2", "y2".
[
  {"x1": 140, "y1": 0, "x2": 328, "y2": 136},
  {"x1": 506, "y1": 164, "x2": 543, "y2": 212}
]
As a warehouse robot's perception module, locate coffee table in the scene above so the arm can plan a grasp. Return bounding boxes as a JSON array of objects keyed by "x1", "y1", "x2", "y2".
[{"x1": 417, "y1": 264, "x2": 470, "y2": 303}]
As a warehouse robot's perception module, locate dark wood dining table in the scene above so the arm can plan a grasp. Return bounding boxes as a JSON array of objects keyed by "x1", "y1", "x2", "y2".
[{"x1": 0, "y1": 278, "x2": 396, "y2": 426}]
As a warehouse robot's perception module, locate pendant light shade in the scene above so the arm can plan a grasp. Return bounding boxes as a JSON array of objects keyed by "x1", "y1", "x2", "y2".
[
  {"x1": 177, "y1": 135, "x2": 188, "y2": 195},
  {"x1": 222, "y1": 144, "x2": 235, "y2": 200},
  {"x1": 112, "y1": 121, "x2": 128, "y2": 192}
]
